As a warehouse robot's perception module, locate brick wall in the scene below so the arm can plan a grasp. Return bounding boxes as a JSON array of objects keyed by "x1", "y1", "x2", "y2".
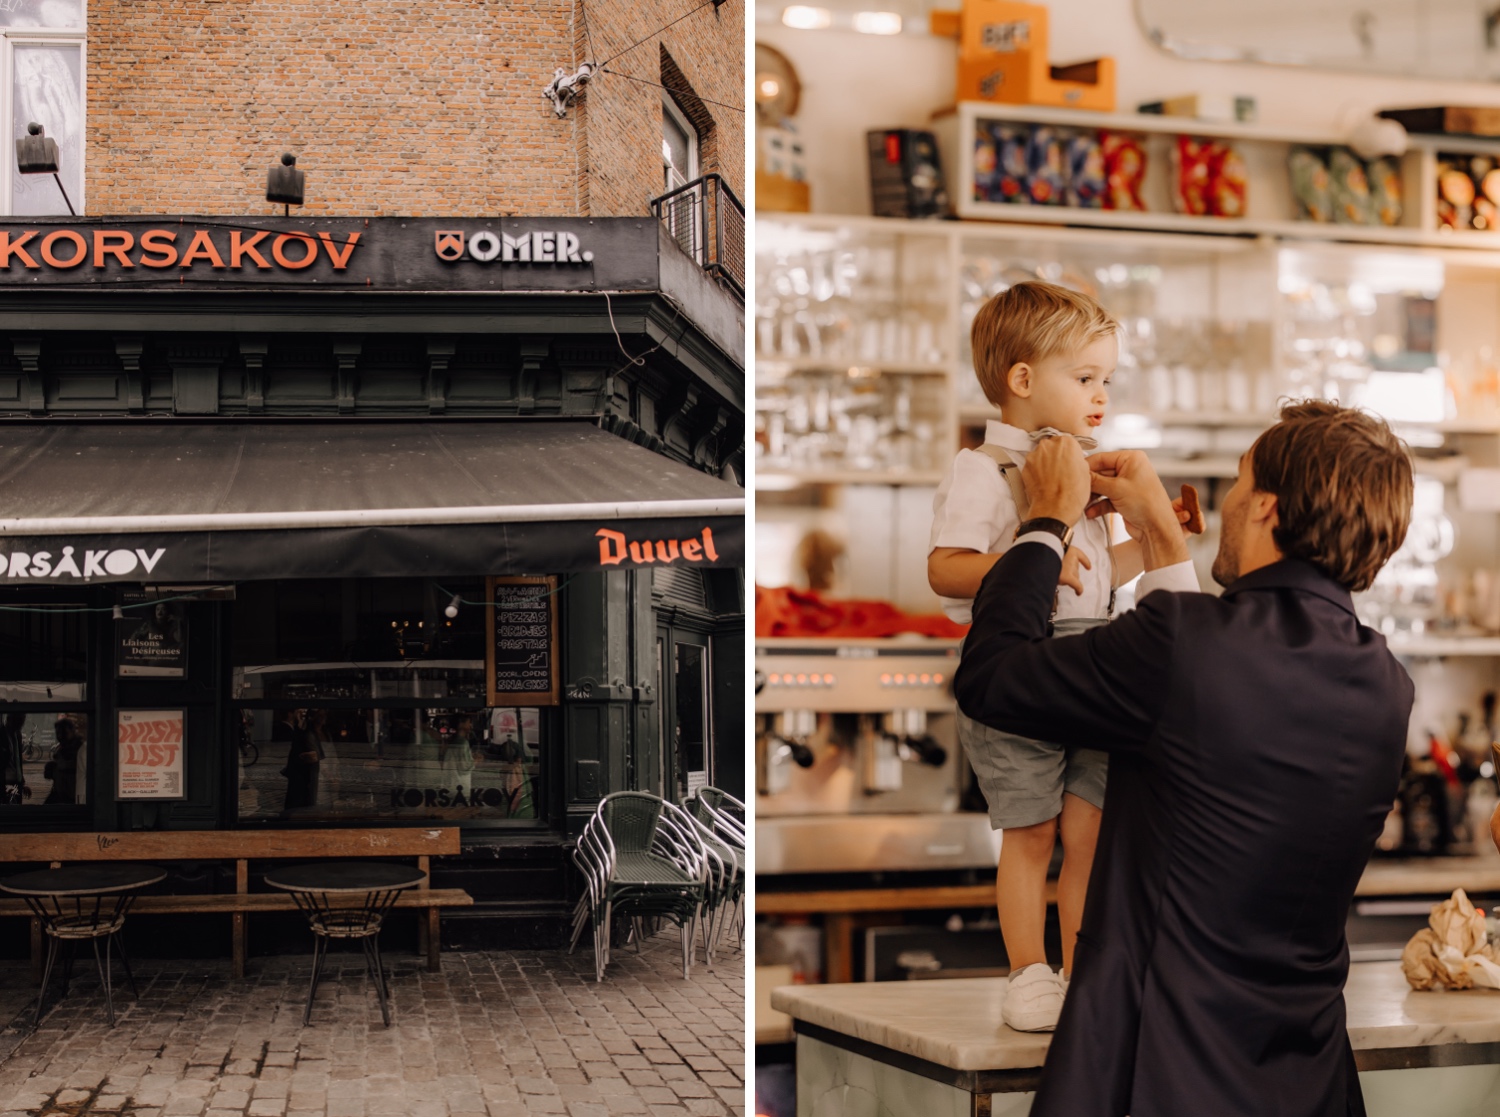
[
  {"x1": 84, "y1": 0, "x2": 743, "y2": 219},
  {"x1": 573, "y1": 0, "x2": 745, "y2": 218}
]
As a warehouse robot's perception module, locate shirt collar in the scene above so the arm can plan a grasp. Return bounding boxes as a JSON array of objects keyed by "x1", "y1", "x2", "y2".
[
  {"x1": 983, "y1": 419, "x2": 1035, "y2": 454},
  {"x1": 1222, "y1": 558, "x2": 1357, "y2": 616}
]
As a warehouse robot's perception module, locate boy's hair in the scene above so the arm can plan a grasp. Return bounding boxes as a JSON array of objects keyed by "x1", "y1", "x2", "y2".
[
  {"x1": 1248, "y1": 401, "x2": 1412, "y2": 593},
  {"x1": 970, "y1": 280, "x2": 1119, "y2": 407}
]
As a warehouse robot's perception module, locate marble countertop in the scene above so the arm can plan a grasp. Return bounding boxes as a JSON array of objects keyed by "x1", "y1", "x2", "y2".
[
  {"x1": 1358, "y1": 855, "x2": 1500, "y2": 897},
  {"x1": 770, "y1": 962, "x2": 1500, "y2": 1072}
]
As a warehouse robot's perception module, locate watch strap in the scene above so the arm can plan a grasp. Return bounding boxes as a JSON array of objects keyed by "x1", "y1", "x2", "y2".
[{"x1": 1014, "y1": 516, "x2": 1074, "y2": 549}]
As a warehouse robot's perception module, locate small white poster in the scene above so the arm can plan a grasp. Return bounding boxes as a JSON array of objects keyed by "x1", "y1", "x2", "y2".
[{"x1": 117, "y1": 709, "x2": 186, "y2": 800}]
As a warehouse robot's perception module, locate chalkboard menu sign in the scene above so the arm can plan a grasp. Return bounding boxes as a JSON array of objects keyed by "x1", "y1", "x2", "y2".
[{"x1": 486, "y1": 576, "x2": 560, "y2": 706}]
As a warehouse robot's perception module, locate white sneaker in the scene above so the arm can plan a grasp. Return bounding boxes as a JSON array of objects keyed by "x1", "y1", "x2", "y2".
[{"x1": 1002, "y1": 963, "x2": 1065, "y2": 1032}]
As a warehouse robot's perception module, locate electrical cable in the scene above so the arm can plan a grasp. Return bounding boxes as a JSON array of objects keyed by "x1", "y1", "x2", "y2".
[
  {"x1": 603, "y1": 291, "x2": 686, "y2": 377},
  {"x1": 597, "y1": 67, "x2": 738, "y2": 112},
  {"x1": 578, "y1": 0, "x2": 599, "y2": 66},
  {"x1": 597, "y1": 0, "x2": 722, "y2": 67},
  {"x1": 600, "y1": 67, "x2": 744, "y2": 113},
  {"x1": 0, "y1": 588, "x2": 228, "y2": 615}
]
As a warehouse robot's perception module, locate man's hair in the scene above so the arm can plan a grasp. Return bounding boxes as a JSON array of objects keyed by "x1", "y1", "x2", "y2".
[
  {"x1": 970, "y1": 280, "x2": 1118, "y2": 406},
  {"x1": 1248, "y1": 401, "x2": 1413, "y2": 593}
]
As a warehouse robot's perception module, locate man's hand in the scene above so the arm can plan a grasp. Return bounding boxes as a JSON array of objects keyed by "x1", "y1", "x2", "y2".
[
  {"x1": 1086, "y1": 450, "x2": 1190, "y2": 571},
  {"x1": 1022, "y1": 435, "x2": 1092, "y2": 525}
]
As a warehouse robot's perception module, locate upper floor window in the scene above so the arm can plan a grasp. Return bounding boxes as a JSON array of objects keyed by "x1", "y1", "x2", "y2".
[
  {"x1": 661, "y1": 95, "x2": 698, "y2": 194},
  {"x1": 4, "y1": 0, "x2": 85, "y2": 216}
]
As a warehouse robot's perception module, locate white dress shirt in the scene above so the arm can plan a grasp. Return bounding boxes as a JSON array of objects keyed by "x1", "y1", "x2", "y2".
[{"x1": 930, "y1": 420, "x2": 1115, "y2": 624}]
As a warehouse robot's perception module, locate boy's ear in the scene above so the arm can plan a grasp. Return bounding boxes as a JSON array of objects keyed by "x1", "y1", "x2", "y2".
[{"x1": 1006, "y1": 361, "x2": 1033, "y2": 399}]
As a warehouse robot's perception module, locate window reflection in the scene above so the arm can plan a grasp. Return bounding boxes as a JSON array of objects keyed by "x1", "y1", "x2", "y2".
[
  {"x1": 236, "y1": 707, "x2": 541, "y2": 822},
  {"x1": 0, "y1": 598, "x2": 88, "y2": 701},
  {"x1": 2, "y1": 710, "x2": 89, "y2": 806},
  {"x1": 12, "y1": 42, "x2": 82, "y2": 217},
  {"x1": 0, "y1": 2, "x2": 84, "y2": 29}
]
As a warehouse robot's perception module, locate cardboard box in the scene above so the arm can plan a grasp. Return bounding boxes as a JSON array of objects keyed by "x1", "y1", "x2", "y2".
[
  {"x1": 1380, "y1": 106, "x2": 1500, "y2": 137},
  {"x1": 938, "y1": 1, "x2": 1115, "y2": 112}
]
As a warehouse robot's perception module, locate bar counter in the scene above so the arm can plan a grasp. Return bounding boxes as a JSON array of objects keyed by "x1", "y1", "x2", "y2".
[{"x1": 771, "y1": 962, "x2": 1500, "y2": 1116}]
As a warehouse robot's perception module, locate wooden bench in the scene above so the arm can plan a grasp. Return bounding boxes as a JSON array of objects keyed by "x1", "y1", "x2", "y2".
[{"x1": 0, "y1": 828, "x2": 473, "y2": 979}]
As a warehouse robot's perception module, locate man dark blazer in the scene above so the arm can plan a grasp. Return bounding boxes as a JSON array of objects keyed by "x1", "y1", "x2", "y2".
[{"x1": 955, "y1": 422, "x2": 1414, "y2": 1117}]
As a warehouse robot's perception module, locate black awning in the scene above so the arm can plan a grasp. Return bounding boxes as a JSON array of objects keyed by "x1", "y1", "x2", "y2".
[{"x1": 0, "y1": 422, "x2": 744, "y2": 583}]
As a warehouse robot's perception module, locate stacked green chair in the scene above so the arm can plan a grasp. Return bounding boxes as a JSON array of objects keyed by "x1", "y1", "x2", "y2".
[
  {"x1": 684, "y1": 786, "x2": 746, "y2": 963},
  {"x1": 569, "y1": 791, "x2": 707, "y2": 982}
]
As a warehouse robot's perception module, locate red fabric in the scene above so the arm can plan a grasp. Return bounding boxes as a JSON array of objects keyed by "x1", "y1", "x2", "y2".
[{"x1": 754, "y1": 584, "x2": 969, "y2": 639}]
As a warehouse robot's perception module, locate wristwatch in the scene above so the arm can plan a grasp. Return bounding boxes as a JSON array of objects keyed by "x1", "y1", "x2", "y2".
[{"x1": 1014, "y1": 516, "x2": 1074, "y2": 550}]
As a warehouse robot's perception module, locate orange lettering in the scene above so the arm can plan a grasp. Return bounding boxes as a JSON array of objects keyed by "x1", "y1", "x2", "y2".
[
  {"x1": 272, "y1": 233, "x2": 317, "y2": 269},
  {"x1": 656, "y1": 540, "x2": 680, "y2": 563},
  {"x1": 179, "y1": 229, "x2": 226, "y2": 268},
  {"x1": 40, "y1": 229, "x2": 86, "y2": 268},
  {"x1": 596, "y1": 528, "x2": 626, "y2": 566},
  {"x1": 0, "y1": 230, "x2": 38, "y2": 268},
  {"x1": 702, "y1": 527, "x2": 719, "y2": 562},
  {"x1": 230, "y1": 229, "x2": 270, "y2": 268},
  {"x1": 681, "y1": 539, "x2": 702, "y2": 562},
  {"x1": 93, "y1": 230, "x2": 135, "y2": 268},
  {"x1": 317, "y1": 230, "x2": 361, "y2": 269},
  {"x1": 628, "y1": 541, "x2": 655, "y2": 564},
  {"x1": 139, "y1": 230, "x2": 178, "y2": 267}
]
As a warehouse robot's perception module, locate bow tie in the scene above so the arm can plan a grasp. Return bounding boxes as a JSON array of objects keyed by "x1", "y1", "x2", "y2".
[{"x1": 1029, "y1": 426, "x2": 1099, "y2": 451}]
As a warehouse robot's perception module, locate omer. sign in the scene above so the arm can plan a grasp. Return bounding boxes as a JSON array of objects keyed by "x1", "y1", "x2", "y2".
[{"x1": 433, "y1": 229, "x2": 593, "y2": 264}]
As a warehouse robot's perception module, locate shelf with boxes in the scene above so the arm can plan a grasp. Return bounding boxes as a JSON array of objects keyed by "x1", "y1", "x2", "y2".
[{"x1": 927, "y1": 101, "x2": 1500, "y2": 249}]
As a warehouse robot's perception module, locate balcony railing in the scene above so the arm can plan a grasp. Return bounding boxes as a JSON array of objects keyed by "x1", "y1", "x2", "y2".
[{"x1": 650, "y1": 173, "x2": 744, "y2": 300}]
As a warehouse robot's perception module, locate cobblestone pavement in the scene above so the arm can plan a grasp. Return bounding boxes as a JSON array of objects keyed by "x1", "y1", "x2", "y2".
[{"x1": 0, "y1": 933, "x2": 744, "y2": 1117}]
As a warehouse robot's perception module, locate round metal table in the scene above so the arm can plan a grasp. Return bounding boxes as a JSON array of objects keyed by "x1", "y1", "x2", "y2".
[
  {"x1": 0, "y1": 863, "x2": 166, "y2": 1029},
  {"x1": 263, "y1": 861, "x2": 426, "y2": 1027}
]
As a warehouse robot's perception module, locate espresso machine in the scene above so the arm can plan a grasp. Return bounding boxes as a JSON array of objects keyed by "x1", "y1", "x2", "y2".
[{"x1": 754, "y1": 636, "x2": 998, "y2": 875}]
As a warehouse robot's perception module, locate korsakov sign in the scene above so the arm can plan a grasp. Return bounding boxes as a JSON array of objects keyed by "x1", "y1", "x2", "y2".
[{"x1": 0, "y1": 216, "x2": 659, "y2": 291}]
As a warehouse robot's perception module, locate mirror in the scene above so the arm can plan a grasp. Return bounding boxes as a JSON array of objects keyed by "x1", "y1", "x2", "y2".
[{"x1": 1138, "y1": 0, "x2": 1500, "y2": 82}]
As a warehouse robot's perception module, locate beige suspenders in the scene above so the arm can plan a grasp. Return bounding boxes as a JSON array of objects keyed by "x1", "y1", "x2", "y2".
[{"x1": 974, "y1": 441, "x2": 1121, "y2": 611}]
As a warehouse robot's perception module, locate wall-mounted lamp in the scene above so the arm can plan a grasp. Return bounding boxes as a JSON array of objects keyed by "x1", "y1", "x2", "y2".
[
  {"x1": 266, "y1": 152, "x2": 305, "y2": 215},
  {"x1": 15, "y1": 123, "x2": 75, "y2": 215},
  {"x1": 444, "y1": 594, "x2": 462, "y2": 619},
  {"x1": 544, "y1": 61, "x2": 596, "y2": 119}
]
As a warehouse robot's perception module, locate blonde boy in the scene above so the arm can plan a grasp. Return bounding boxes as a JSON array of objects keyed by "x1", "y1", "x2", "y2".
[{"x1": 929, "y1": 281, "x2": 1162, "y2": 1032}]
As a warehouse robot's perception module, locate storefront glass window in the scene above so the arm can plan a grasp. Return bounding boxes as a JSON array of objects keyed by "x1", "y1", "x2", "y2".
[
  {"x1": 0, "y1": 593, "x2": 91, "y2": 808},
  {"x1": 2, "y1": 709, "x2": 90, "y2": 807},
  {"x1": 231, "y1": 578, "x2": 546, "y2": 824},
  {"x1": 235, "y1": 706, "x2": 542, "y2": 822},
  {"x1": 0, "y1": 602, "x2": 88, "y2": 701},
  {"x1": 675, "y1": 641, "x2": 710, "y2": 792}
]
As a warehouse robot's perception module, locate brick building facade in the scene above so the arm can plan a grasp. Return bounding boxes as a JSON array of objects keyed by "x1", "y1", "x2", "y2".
[
  {"x1": 84, "y1": 0, "x2": 744, "y2": 219},
  {"x1": 0, "y1": 0, "x2": 746, "y2": 957}
]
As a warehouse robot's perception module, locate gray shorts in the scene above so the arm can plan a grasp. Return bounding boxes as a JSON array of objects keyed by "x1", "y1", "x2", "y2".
[{"x1": 958, "y1": 617, "x2": 1110, "y2": 830}]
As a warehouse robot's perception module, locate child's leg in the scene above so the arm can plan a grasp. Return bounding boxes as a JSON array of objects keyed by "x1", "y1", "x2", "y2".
[
  {"x1": 1056, "y1": 791, "x2": 1102, "y2": 975},
  {"x1": 995, "y1": 817, "x2": 1057, "y2": 970}
]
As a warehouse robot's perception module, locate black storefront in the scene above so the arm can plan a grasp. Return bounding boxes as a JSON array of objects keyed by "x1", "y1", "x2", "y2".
[{"x1": 0, "y1": 215, "x2": 745, "y2": 954}]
